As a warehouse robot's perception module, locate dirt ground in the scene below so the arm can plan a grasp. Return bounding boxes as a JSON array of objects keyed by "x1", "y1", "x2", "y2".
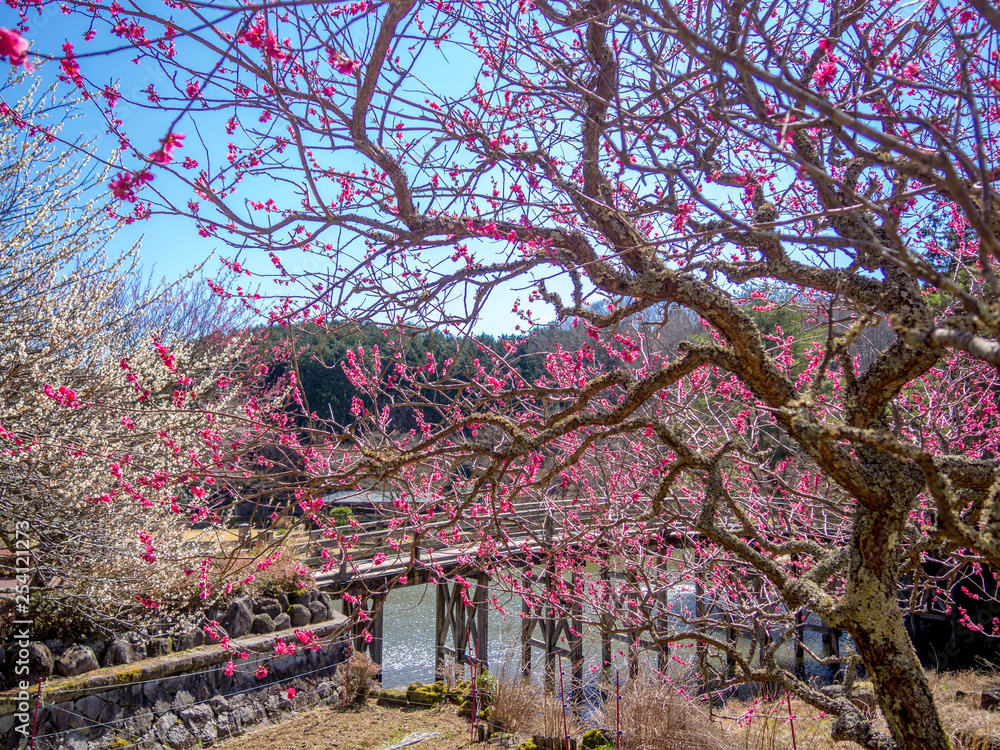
[
  {"x1": 217, "y1": 669, "x2": 1000, "y2": 750},
  {"x1": 218, "y1": 702, "x2": 482, "y2": 750}
]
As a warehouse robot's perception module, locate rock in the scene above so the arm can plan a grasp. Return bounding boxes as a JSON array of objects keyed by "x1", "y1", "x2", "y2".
[
  {"x1": 102, "y1": 639, "x2": 133, "y2": 667},
  {"x1": 55, "y1": 645, "x2": 98, "y2": 677},
  {"x1": 152, "y1": 686, "x2": 174, "y2": 716},
  {"x1": 147, "y1": 637, "x2": 172, "y2": 657},
  {"x1": 289, "y1": 590, "x2": 312, "y2": 606},
  {"x1": 376, "y1": 687, "x2": 409, "y2": 707},
  {"x1": 223, "y1": 599, "x2": 254, "y2": 638},
  {"x1": 76, "y1": 694, "x2": 105, "y2": 722},
  {"x1": 406, "y1": 681, "x2": 447, "y2": 706},
  {"x1": 156, "y1": 712, "x2": 196, "y2": 749},
  {"x1": 50, "y1": 701, "x2": 79, "y2": 732},
  {"x1": 125, "y1": 631, "x2": 148, "y2": 656},
  {"x1": 60, "y1": 731, "x2": 90, "y2": 750},
  {"x1": 308, "y1": 601, "x2": 329, "y2": 623},
  {"x1": 288, "y1": 604, "x2": 311, "y2": 627},
  {"x1": 273, "y1": 613, "x2": 291, "y2": 631},
  {"x1": 983, "y1": 688, "x2": 1000, "y2": 711},
  {"x1": 98, "y1": 699, "x2": 123, "y2": 727},
  {"x1": 277, "y1": 593, "x2": 289, "y2": 610},
  {"x1": 173, "y1": 689, "x2": 195, "y2": 711},
  {"x1": 174, "y1": 626, "x2": 204, "y2": 652},
  {"x1": 124, "y1": 707, "x2": 154, "y2": 737},
  {"x1": 87, "y1": 639, "x2": 107, "y2": 662},
  {"x1": 196, "y1": 680, "x2": 212, "y2": 702},
  {"x1": 181, "y1": 703, "x2": 217, "y2": 745},
  {"x1": 4, "y1": 641, "x2": 54, "y2": 683},
  {"x1": 251, "y1": 614, "x2": 275, "y2": 634},
  {"x1": 216, "y1": 710, "x2": 241, "y2": 739},
  {"x1": 254, "y1": 598, "x2": 282, "y2": 619}
]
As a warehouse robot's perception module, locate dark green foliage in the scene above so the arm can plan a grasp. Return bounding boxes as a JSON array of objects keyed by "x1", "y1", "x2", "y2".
[
  {"x1": 266, "y1": 322, "x2": 583, "y2": 429},
  {"x1": 328, "y1": 506, "x2": 354, "y2": 526}
]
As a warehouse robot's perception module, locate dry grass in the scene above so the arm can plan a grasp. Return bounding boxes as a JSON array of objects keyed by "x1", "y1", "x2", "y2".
[
  {"x1": 214, "y1": 667, "x2": 1000, "y2": 750},
  {"x1": 437, "y1": 657, "x2": 466, "y2": 694},
  {"x1": 487, "y1": 663, "x2": 542, "y2": 735},
  {"x1": 722, "y1": 694, "x2": 850, "y2": 750},
  {"x1": 927, "y1": 670, "x2": 1000, "y2": 749},
  {"x1": 537, "y1": 689, "x2": 584, "y2": 740},
  {"x1": 221, "y1": 655, "x2": 1000, "y2": 750},
  {"x1": 597, "y1": 676, "x2": 734, "y2": 750},
  {"x1": 219, "y1": 702, "x2": 475, "y2": 750},
  {"x1": 719, "y1": 670, "x2": 1000, "y2": 750}
]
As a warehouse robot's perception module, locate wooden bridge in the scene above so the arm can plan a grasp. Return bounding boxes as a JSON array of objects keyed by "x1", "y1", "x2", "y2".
[{"x1": 235, "y1": 504, "x2": 851, "y2": 692}]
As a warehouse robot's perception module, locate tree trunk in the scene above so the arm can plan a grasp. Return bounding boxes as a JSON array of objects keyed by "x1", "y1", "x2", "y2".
[
  {"x1": 844, "y1": 503, "x2": 952, "y2": 750},
  {"x1": 849, "y1": 603, "x2": 951, "y2": 750}
]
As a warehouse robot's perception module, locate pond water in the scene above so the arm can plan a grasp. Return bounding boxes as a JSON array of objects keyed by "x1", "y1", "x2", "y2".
[{"x1": 377, "y1": 581, "x2": 844, "y2": 690}]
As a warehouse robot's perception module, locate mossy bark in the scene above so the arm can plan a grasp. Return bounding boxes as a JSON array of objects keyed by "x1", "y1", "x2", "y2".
[{"x1": 844, "y1": 503, "x2": 953, "y2": 750}]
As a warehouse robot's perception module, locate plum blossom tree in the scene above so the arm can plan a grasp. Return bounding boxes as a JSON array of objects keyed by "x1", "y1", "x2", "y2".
[
  {"x1": 6, "y1": 0, "x2": 1000, "y2": 747},
  {"x1": 0, "y1": 85, "x2": 299, "y2": 635}
]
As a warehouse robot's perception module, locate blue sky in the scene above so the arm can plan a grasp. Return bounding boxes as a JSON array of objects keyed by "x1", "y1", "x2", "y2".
[{"x1": 3, "y1": 5, "x2": 542, "y2": 336}]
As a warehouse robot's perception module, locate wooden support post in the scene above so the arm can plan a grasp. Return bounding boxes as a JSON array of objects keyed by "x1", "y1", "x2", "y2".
[
  {"x1": 474, "y1": 574, "x2": 489, "y2": 671},
  {"x1": 454, "y1": 586, "x2": 468, "y2": 665},
  {"x1": 654, "y1": 557, "x2": 669, "y2": 676},
  {"x1": 757, "y1": 621, "x2": 772, "y2": 669},
  {"x1": 521, "y1": 590, "x2": 533, "y2": 678},
  {"x1": 600, "y1": 565, "x2": 612, "y2": 678},
  {"x1": 725, "y1": 610, "x2": 737, "y2": 675},
  {"x1": 795, "y1": 609, "x2": 806, "y2": 661},
  {"x1": 436, "y1": 581, "x2": 448, "y2": 679},
  {"x1": 657, "y1": 632, "x2": 669, "y2": 675},
  {"x1": 627, "y1": 568, "x2": 640, "y2": 679},
  {"x1": 544, "y1": 560, "x2": 557, "y2": 691},
  {"x1": 569, "y1": 573, "x2": 584, "y2": 695},
  {"x1": 436, "y1": 575, "x2": 489, "y2": 677},
  {"x1": 821, "y1": 623, "x2": 839, "y2": 658},
  {"x1": 370, "y1": 594, "x2": 385, "y2": 677},
  {"x1": 694, "y1": 573, "x2": 707, "y2": 668}
]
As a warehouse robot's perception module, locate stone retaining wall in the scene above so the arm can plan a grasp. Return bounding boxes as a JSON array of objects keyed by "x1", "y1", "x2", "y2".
[{"x1": 0, "y1": 617, "x2": 349, "y2": 750}]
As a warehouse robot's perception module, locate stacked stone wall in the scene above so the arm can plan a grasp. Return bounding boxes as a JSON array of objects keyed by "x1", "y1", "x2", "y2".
[{"x1": 0, "y1": 617, "x2": 349, "y2": 750}]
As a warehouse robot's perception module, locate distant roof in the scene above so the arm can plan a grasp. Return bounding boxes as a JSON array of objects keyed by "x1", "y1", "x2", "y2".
[{"x1": 321, "y1": 490, "x2": 391, "y2": 505}]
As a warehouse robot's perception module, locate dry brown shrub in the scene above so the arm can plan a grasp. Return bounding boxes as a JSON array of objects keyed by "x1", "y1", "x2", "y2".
[
  {"x1": 598, "y1": 676, "x2": 733, "y2": 750},
  {"x1": 247, "y1": 549, "x2": 316, "y2": 597},
  {"x1": 487, "y1": 663, "x2": 542, "y2": 734},
  {"x1": 537, "y1": 689, "x2": 584, "y2": 741},
  {"x1": 343, "y1": 650, "x2": 381, "y2": 705}
]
